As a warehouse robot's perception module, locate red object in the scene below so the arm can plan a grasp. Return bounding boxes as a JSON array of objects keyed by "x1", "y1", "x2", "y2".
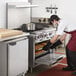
[
  {"x1": 37, "y1": 64, "x2": 72, "y2": 76},
  {"x1": 35, "y1": 50, "x2": 44, "y2": 54},
  {"x1": 55, "y1": 51, "x2": 65, "y2": 54},
  {"x1": 58, "y1": 57, "x2": 67, "y2": 64},
  {"x1": 66, "y1": 31, "x2": 76, "y2": 51}
]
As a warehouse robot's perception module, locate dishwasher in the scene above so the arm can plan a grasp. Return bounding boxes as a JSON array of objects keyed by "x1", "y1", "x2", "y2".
[{"x1": 0, "y1": 37, "x2": 28, "y2": 76}]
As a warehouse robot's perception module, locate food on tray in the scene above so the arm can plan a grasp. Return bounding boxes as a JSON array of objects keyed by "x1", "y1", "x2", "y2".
[
  {"x1": 35, "y1": 42, "x2": 47, "y2": 51},
  {"x1": 35, "y1": 50, "x2": 44, "y2": 54}
]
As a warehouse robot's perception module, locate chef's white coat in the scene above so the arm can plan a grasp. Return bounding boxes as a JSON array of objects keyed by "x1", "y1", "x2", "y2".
[{"x1": 56, "y1": 20, "x2": 76, "y2": 35}]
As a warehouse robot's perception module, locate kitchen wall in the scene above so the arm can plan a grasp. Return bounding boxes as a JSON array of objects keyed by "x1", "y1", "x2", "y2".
[
  {"x1": 7, "y1": 2, "x2": 30, "y2": 29},
  {"x1": 0, "y1": 0, "x2": 6, "y2": 28},
  {"x1": 32, "y1": 0, "x2": 76, "y2": 25},
  {"x1": 0, "y1": 0, "x2": 28, "y2": 28},
  {"x1": 58, "y1": 0, "x2": 76, "y2": 25},
  {"x1": 1, "y1": 0, "x2": 76, "y2": 28},
  {"x1": 32, "y1": 0, "x2": 59, "y2": 18}
]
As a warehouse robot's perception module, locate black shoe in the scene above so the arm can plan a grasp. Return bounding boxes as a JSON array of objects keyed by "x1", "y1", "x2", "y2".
[
  {"x1": 62, "y1": 66, "x2": 76, "y2": 71},
  {"x1": 72, "y1": 72, "x2": 76, "y2": 75}
]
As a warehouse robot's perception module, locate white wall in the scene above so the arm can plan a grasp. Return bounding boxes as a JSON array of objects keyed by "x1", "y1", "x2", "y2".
[
  {"x1": 0, "y1": 0, "x2": 6, "y2": 28},
  {"x1": 1, "y1": 0, "x2": 76, "y2": 28},
  {"x1": 5, "y1": 0, "x2": 28, "y2": 2},
  {"x1": 7, "y1": 2, "x2": 30, "y2": 29},
  {"x1": 32, "y1": 0, "x2": 76, "y2": 25},
  {"x1": 58, "y1": 0, "x2": 76, "y2": 25},
  {"x1": 0, "y1": 0, "x2": 28, "y2": 28},
  {"x1": 32, "y1": 0, "x2": 60, "y2": 18}
]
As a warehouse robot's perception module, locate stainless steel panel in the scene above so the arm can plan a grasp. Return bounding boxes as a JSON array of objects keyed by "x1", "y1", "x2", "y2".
[
  {"x1": 8, "y1": 38, "x2": 28, "y2": 76},
  {"x1": 0, "y1": 37, "x2": 28, "y2": 76}
]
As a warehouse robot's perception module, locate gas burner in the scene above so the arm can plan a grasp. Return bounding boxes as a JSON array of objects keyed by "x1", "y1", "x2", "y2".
[{"x1": 32, "y1": 28, "x2": 56, "y2": 43}]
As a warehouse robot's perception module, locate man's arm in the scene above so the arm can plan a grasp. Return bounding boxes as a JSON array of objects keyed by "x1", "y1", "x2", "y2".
[
  {"x1": 50, "y1": 35, "x2": 60, "y2": 43},
  {"x1": 49, "y1": 33, "x2": 67, "y2": 49},
  {"x1": 60, "y1": 33, "x2": 67, "y2": 42}
]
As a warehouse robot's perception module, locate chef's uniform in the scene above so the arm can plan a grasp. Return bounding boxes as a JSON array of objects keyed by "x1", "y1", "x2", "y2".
[{"x1": 56, "y1": 20, "x2": 76, "y2": 68}]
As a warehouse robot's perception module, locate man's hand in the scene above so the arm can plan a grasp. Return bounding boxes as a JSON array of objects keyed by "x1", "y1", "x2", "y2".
[
  {"x1": 42, "y1": 40, "x2": 52, "y2": 51},
  {"x1": 50, "y1": 39, "x2": 62, "y2": 49}
]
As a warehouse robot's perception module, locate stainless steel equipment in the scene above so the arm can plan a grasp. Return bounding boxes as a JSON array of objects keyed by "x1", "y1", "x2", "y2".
[
  {"x1": 28, "y1": 28, "x2": 63, "y2": 72},
  {"x1": 6, "y1": 2, "x2": 31, "y2": 76},
  {"x1": 33, "y1": 28, "x2": 56, "y2": 43},
  {"x1": 0, "y1": 36, "x2": 28, "y2": 76}
]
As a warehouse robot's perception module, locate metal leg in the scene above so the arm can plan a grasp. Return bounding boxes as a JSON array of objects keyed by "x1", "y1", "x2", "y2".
[
  {"x1": 30, "y1": 68, "x2": 33, "y2": 73},
  {"x1": 16, "y1": 72, "x2": 25, "y2": 76},
  {"x1": 22, "y1": 73, "x2": 25, "y2": 76}
]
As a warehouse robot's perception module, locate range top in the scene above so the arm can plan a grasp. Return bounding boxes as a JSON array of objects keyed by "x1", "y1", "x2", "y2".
[
  {"x1": 31, "y1": 28, "x2": 56, "y2": 43},
  {"x1": 14, "y1": 27, "x2": 56, "y2": 43}
]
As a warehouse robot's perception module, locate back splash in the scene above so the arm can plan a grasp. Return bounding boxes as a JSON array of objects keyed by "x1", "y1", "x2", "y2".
[{"x1": 32, "y1": 17, "x2": 49, "y2": 23}]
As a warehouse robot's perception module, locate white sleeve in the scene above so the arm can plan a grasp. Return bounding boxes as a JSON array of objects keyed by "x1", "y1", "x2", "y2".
[{"x1": 56, "y1": 20, "x2": 66, "y2": 35}]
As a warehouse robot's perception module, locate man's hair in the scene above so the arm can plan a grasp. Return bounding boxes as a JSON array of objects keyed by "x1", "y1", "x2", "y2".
[{"x1": 49, "y1": 15, "x2": 60, "y2": 24}]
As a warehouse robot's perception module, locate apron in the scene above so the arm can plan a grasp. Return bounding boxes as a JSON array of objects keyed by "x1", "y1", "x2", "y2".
[{"x1": 66, "y1": 31, "x2": 76, "y2": 51}]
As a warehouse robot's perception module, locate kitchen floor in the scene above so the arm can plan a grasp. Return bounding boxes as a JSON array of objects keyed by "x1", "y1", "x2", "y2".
[{"x1": 25, "y1": 47, "x2": 66, "y2": 76}]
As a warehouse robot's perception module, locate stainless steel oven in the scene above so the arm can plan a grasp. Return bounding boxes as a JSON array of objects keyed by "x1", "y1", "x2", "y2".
[{"x1": 28, "y1": 28, "x2": 63, "y2": 72}]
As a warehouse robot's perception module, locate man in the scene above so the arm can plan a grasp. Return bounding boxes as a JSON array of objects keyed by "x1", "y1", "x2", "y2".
[{"x1": 42, "y1": 15, "x2": 76, "y2": 73}]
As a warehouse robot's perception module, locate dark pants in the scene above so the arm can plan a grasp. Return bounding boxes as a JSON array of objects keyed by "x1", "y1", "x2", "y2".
[{"x1": 66, "y1": 47, "x2": 76, "y2": 68}]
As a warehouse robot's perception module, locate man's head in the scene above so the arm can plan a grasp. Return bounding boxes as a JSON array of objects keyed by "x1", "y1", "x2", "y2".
[{"x1": 49, "y1": 15, "x2": 60, "y2": 25}]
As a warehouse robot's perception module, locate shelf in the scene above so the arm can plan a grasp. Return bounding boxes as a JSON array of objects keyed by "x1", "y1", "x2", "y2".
[
  {"x1": 7, "y1": 2, "x2": 38, "y2": 8},
  {"x1": 16, "y1": 5, "x2": 38, "y2": 8}
]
